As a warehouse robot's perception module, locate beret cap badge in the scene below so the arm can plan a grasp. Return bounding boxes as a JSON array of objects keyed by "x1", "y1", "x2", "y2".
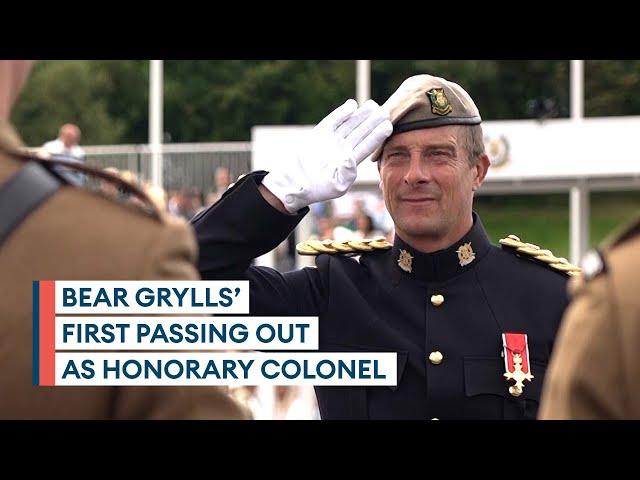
[{"x1": 427, "y1": 87, "x2": 452, "y2": 116}]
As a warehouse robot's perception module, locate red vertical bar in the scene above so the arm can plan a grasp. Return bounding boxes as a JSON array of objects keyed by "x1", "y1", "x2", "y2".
[{"x1": 39, "y1": 280, "x2": 56, "y2": 386}]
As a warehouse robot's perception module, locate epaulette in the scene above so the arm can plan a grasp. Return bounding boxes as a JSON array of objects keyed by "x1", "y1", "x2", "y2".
[
  {"x1": 498, "y1": 234, "x2": 582, "y2": 277},
  {"x1": 296, "y1": 237, "x2": 392, "y2": 256}
]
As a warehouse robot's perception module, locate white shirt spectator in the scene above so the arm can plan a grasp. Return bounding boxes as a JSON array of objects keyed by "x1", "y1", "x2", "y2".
[
  {"x1": 42, "y1": 138, "x2": 85, "y2": 161},
  {"x1": 42, "y1": 124, "x2": 86, "y2": 184}
]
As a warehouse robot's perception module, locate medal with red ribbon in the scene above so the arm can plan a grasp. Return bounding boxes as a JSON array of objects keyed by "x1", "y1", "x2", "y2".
[{"x1": 502, "y1": 333, "x2": 534, "y2": 397}]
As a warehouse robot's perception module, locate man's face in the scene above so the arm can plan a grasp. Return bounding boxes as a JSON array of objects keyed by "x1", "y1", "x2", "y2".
[
  {"x1": 215, "y1": 168, "x2": 231, "y2": 189},
  {"x1": 60, "y1": 127, "x2": 78, "y2": 148},
  {"x1": 379, "y1": 125, "x2": 480, "y2": 243}
]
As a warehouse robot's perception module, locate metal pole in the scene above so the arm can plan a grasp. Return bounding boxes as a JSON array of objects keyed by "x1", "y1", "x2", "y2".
[
  {"x1": 570, "y1": 60, "x2": 584, "y2": 121},
  {"x1": 149, "y1": 60, "x2": 164, "y2": 189},
  {"x1": 356, "y1": 60, "x2": 371, "y2": 105},
  {"x1": 570, "y1": 181, "x2": 590, "y2": 264},
  {"x1": 570, "y1": 60, "x2": 587, "y2": 264}
]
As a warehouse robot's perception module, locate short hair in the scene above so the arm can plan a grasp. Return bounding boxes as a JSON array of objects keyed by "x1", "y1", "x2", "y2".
[
  {"x1": 459, "y1": 124, "x2": 485, "y2": 166},
  {"x1": 59, "y1": 123, "x2": 81, "y2": 139}
]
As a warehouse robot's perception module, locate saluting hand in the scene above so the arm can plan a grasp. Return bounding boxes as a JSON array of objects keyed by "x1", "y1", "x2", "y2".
[{"x1": 262, "y1": 99, "x2": 392, "y2": 213}]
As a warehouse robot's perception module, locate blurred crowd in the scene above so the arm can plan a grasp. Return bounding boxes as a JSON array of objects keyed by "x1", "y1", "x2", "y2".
[
  {"x1": 310, "y1": 193, "x2": 394, "y2": 243},
  {"x1": 41, "y1": 123, "x2": 394, "y2": 246}
]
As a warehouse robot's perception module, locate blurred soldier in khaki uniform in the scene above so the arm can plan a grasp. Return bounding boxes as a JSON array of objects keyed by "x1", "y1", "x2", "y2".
[
  {"x1": 539, "y1": 218, "x2": 640, "y2": 419},
  {"x1": 0, "y1": 61, "x2": 249, "y2": 419}
]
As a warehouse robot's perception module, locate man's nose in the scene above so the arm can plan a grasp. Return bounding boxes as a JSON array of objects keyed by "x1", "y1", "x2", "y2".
[{"x1": 403, "y1": 154, "x2": 432, "y2": 187}]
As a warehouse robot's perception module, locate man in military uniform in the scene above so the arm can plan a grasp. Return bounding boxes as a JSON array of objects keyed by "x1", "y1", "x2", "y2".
[
  {"x1": 194, "y1": 74, "x2": 578, "y2": 419},
  {"x1": 539, "y1": 218, "x2": 640, "y2": 419},
  {"x1": 0, "y1": 61, "x2": 248, "y2": 419}
]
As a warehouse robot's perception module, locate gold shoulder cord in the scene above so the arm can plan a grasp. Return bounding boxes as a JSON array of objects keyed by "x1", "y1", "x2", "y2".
[
  {"x1": 498, "y1": 234, "x2": 581, "y2": 277},
  {"x1": 296, "y1": 238, "x2": 393, "y2": 256}
]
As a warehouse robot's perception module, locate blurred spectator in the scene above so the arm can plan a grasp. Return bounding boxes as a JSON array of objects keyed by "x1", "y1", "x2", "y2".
[
  {"x1": 42, "y1": 123, "x2": 85, "y2": 161},
  {"x1": 205, "y1": 166, "x2": 232, "y2": 206},
  {"x1": 372, "y1": 197, "x2": 394, "y2": 237},
  {"x1": 144, "y1": 183, "x2": 168, "y2": 211},
  {"x1": 316, "y1": 216, "x2": 335, "y2": 240},
  {"x1": 167, "y1": 189, "x2": 180, "y2": 216},
  {"x1": 100, "y1": 167, "x2": 121, "y2": 197},
  {"x1": 353, "y1": 197, "x2": 367, "y2": 217},
  {"x1": 230, "y1": 386, "x2": 270, "y2": 420},
  {"x1": 354, "y1": 213, "x2": 385, "y2": 240},
  {"x1": 166, "y1": 187, "x2": 204, "y2": 220},
  {"x1": 315, "y1": 216, "x2": 353, "y2": 242},
  {"x1": 98, "y1": 167, "x2": 156, "y2": 210},
  {"x1": 189, "y1": 187, "x2": 204, "y2": 216},
  {"x1": 168, "y1": 188, "x2": 193, "y2": 220},
  {"x1": 41, "y1": 123, "x2": 86, "y2": 184}
]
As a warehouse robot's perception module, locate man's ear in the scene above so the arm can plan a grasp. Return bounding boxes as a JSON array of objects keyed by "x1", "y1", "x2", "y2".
[{"x1": 472, "y1": 153, "x2": 490, "y2": 191}]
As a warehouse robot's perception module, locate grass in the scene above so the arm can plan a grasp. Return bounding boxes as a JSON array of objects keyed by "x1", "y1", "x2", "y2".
[{"x1": 475, "y1": 191, "x2": 640, "y2": 260}]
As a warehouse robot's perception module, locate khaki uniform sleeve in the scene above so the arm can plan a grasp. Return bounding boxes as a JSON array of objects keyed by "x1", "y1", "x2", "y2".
[
  {"x1": 111, "y1": 214, "x2": 252, "y2": 420},
  {"x1": 110, "y1": 385, "x2": 253, "y2": 420},
  {"x1": 141, "y1": 214, "x2": 200, "y2": 281},
  {"x1": 539, "y1": 274, "x2": 626, "y2": 419}
]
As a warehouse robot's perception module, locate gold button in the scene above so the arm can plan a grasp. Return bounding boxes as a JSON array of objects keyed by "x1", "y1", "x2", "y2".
[
  {"x1": 430, "y1": 294, "x2": 445, "y2": 307},
  {"x1": 509, "y1": 385, "x2": 522, "y2": 397},
  {"x1": 429, "y1": 351, "x2": 443, "y2": 365}
]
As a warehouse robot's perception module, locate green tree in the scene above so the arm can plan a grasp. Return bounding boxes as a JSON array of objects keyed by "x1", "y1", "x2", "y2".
[
  {"x1": 164, "y1": 60, "x2": 355, "y2": 142},
  {"x1": 12, "y1": 60, "x2": 640, "y2": 146},
  {"x1": 89, "y1": 60, "x2": 149, "y2": 143},
  {"x1": 372, "y1": 60, "x2": 570, "y2": 120},
  {"x1": 11, "y1": 61, "x2": 132, "y2": 146},
  {"x1": 585, "y1": 60, "x2": 640, "y2": 117}
]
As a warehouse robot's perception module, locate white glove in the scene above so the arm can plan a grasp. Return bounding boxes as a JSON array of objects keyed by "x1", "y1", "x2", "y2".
[{"x1": 262, "y1": 98, "x2": 393, "y2": 213}]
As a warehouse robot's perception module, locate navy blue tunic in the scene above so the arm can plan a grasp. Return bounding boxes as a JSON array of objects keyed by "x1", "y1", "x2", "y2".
[{"x1": 193, "y1": 172, "x2": 569, "y2": 420}]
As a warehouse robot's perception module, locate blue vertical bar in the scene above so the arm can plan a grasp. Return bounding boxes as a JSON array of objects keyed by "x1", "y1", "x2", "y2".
[{"x1": 32, "y1": 280, "x2": 39, "y2": 386}]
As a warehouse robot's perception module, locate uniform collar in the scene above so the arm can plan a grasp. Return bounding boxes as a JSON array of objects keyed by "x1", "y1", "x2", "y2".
[{"x1": 389, "y1": 212, "x2": 492, "y2": 284}]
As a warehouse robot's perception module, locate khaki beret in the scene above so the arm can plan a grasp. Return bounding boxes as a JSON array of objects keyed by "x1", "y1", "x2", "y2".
[{"x1": 372, "y1": 74, "x2": 481, "y2": 161}]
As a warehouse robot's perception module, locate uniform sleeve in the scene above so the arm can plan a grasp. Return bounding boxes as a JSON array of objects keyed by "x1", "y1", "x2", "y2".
[
  {"x1": 110, "y1": 385, "x2": 253, "y2": 420},
  {"x1": 117, "y1": 213, "x2": 252, "y2": 420},
  {"x1": 192, "y1": 171, "x2": 328, "y2": 317},
  {"x1": 538, "y1": 274, "x2": 627, "y2": 419},
  {"x1": 141, "y1": 213, "x2": 200, "y2": 281}
]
